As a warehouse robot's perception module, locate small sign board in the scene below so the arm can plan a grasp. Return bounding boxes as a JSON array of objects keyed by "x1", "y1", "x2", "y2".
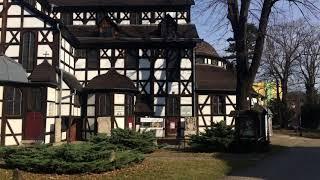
[
  {"x1": 141, "y1": 117, "x2": 164, "y2": 123},
  {"x1": 114, "y1": 106, "x2": 125, "y2": 116}
]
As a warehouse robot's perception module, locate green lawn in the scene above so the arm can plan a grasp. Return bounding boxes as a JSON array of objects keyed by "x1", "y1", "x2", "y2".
[{"x1": 0, "y1": 149, "x2": 275, "y2": 180}]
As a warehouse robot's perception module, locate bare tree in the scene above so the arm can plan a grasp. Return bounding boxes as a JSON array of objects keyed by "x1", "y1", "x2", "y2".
[
  {"x1": 195, "y1": 0, "x2": 319, "y2": 111},
  {"x1": 299, "y1": 27, "x2": 320, "y2": 104},
  {"x1": 261, "y1": 20, "x2": 310, "y2": 127}
]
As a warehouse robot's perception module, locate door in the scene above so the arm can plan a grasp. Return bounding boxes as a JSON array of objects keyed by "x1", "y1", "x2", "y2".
[
  {"x1": 166, "y1": 117, "x2": 179, "y2": 137},
  {"x1": 24, "y1": 112, "x2": 44, "y2": 140},
  {"x1": 69, "y1": 118, "x2": 82, "y2": 141},
  {"x1": 24, "y1": 88, "x2": 44, "y2": 141}
]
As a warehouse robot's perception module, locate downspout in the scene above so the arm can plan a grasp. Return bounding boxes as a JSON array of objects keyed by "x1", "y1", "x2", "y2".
[
  {"x1": 192, "y1": 45, "x2": 197, "y2": 133},
  {"x1": 55, "y1": 23, "x2": 63, "y2": 144}
]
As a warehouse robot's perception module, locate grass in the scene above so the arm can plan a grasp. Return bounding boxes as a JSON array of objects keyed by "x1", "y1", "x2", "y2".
[{"x1": 0, "y1": 148, "x2": 282, "y2": 180}]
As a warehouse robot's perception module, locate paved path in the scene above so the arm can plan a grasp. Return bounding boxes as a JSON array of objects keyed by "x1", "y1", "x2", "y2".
[{"x1": 226, "y1": 135, "x2": 320, "y2": 180}]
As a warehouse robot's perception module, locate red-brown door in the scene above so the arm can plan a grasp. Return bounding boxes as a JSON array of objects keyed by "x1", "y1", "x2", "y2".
[
  {"x1": 69, "y1": 119, "x2": 82, "y2": 142},
  {"x1": 24, "y1": 112, "x2": 44, "y2": 141},
  {"x1": 166, "y1": 117, "x2": 179, "y2": 137}
]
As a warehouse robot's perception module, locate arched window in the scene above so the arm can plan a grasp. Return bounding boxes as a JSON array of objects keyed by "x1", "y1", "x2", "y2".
[
  {"x1": 5, "y1": 87, "x2": 22, "y2": 116},
  {"x1": 98, "y1": 94, "x2": 111, "y2": 116},
  {"x1": 21, "y1": 32, "x2": 36, "y2": 70}
]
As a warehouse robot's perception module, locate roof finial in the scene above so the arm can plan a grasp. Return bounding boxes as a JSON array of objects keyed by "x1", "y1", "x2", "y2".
[{"x1": 43, "y1": 51, "x2": 50, "y2": 61}]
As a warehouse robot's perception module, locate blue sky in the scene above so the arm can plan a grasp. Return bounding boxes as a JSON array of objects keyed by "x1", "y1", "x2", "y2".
[{"x1": 191, "y1": 1, "x2": 320, "y2": 56}]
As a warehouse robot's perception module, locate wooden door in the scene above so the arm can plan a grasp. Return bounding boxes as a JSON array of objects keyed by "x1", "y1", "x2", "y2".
[
  {"x1": 24, "y1": 112, "x2": 44, "y2": 140},
  {"x1": 69, "y1": 119, "x2": 82, "y2": 142},
  {"x1": 166, "y1": 117, "x2": 179, "y2": 137}
]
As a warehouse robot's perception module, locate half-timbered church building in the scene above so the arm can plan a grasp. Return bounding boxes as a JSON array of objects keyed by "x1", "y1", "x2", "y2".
[{"x1": 0, "y1": 0, "x2": 250, "y2": 146}]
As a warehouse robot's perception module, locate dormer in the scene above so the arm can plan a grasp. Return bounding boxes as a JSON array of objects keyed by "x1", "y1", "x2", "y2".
[
  {"x1": 158, "y1": 14, "x2": 178, "y2": 39},
  {"x1": 98, "y1": 16, "x2": 119, "y2": 37}
]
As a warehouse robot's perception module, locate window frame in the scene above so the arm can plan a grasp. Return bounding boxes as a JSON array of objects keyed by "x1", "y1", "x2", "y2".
[
  {"x1": 21, "y1": 31, "x2": 36, "y2": 71},
  {"x1": 4, "y1": 87, "x2": 22, "y2": 117}
]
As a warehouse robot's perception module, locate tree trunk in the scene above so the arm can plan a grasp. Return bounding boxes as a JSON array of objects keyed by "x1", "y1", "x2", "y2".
[
  {"x1": 280, "y1": 79, "x2": 288, "y2": 128},
  {"x1": 306, "y1": 83, "x2": 317, "y2": 104},
  {"x1": 275, "y1": 79, "x2": 283, "y2": 127}
]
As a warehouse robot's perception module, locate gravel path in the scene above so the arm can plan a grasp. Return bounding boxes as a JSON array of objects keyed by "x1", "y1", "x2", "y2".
[{"x1": 225, "y1": 135, "x2": 320, "y2": 180}]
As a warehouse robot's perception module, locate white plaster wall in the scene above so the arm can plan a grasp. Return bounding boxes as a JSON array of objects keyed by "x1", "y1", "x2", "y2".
[
  {"x1": 75, "y1": 71, "x2": 86, "y2": 81},
  {"x1": 8, "y1": 5, "x2": 21, "y2": 15},
  {"x1": 154, "y1": 106, "x2": 165, "y2": 116},
  {"x1": 100, "y1": 59, "x2": 111, "y2": 69},
  {"x1": 155, "y1": 70, "x2": 166, "y2": 80},
  {"x1": 115, "y1": 59, "x2": 125, "y2": 68},
  {"x1": 127, "y1": 70, "x2": 137, "y2": 81},
  {"x1": 87, "y1": 106, "x2": 95, "y2": 116},
  {"x1": 6, "y1": 17, "x2": 21, "y2": 28},
  {"x1": 6, "y1": 31, "x2": 20, "y2": 43},
  {"x1": 46, "y1": 88, "x2": 56, "y2": 102},
  {"x1": 23, "y1": 17, "x2": 45, "y2": 28},
  {"x1": 181, "y1": 97, "x2": 192, "y2": 105},
  {"x1": 38, "y1": 45, "x2": 52, "y2": 57},
  {"x1": 115, "y1": 117, "x2": 125, "y2": 129},
  {"x1": 114, "y1": 94, "x2": 125, "y2": 104},
  {"x1": 168, "y1": 82, "x2": 179, "y2": 94},
  {"x1": 46, "y1": 118, "x2": 55, "y2": 133},
  {"x1": 5, "y1": 45, "x2": 19, "y2": 57},
  {"x1": 154, "y1": 97, "x2": 166, "y2": 105},
  {"x1": 76, "y1": 59, "x2": 86, "y2": 69},
  {"x1": 180, "y1": 70, "x2": 192, "y2": 80},
  {"x1": 155, "y1": 58, "x2": 166, "y2": 68},
  {"x1": 181, "y1": 58, "x2": 192, "y2": 69},
  {"x1": 61, "y1": 104, "x2": 70, "y2": 116},
  {"x1": 198, "y1": 116, "x2": 211, "y2": 126},
  {"x1": 87, "y1": 118, "x2": 95, "y2": 131},
  {"x1": 87, "y1": 71, "x2": 98, "y2": 81},
  {"x1": 87, "y1": 94, "x2": 95, "y2": 105},
  {"x1": 47, "y1": 102, "x2": 57, "y2": 117},
  {"x1": 5, "y1": 119, "x2": 22, "y2": 146}
]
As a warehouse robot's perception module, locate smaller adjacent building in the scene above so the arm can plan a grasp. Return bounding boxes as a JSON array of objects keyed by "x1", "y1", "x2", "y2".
[{"x1": 0, "y1": 55, "x2": 29, "y2": 146}]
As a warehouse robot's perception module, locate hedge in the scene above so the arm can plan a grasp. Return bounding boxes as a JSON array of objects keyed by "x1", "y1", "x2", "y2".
[
  {"x1": 0, "y1": 129, "x2": 157, "y2": 174},
  {"x1": 3, "y1": 143, "x2": 144, "y2": 174}
]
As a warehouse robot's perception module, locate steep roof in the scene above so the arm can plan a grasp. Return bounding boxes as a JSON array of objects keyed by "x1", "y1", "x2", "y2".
[
  {"x1": 85, "y1": 69, "x2": 137, "y2": 92},
  {"x1": 0, "y1": 55, "x2": 28, "y2": 85},
  {"x1": 65, "y1": 24, "x2": 199, "y2": 47},
  {"x1": 196, "y1": 64, "x2": 236, "y2": 93},
  {"x1": 195, "y1": 41, "x2": 219, "y2": 58},
  {"x1": 47, "y1": 0, "x2": 194, "y2": 7},
  {"x1": 28, "y1": 60, "x2": 58, "y2": 85},
  {"x1": 29, "y1": 60, "x2": 83, "y2": 91}
]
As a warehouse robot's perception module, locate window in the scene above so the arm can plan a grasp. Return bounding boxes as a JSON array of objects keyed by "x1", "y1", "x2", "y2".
[
  {"x1": 126, "y1": 49, "x2": 138, "y2": 69},
  {"x1": 126, "y1": 95, "x2": 134, "y2": 116},
  {"x1": 196, "y1": 58, "x2": 204, "y2": 64},
  {"x1": 98, "y1": 94, "x2": 111, "y2": 116},
  {"x1": 27, "y1": 88, "x2": 42, "y2": 112},
  {"x1": 167, "y1": 95, "x2": 180, "y2": 116},
  {"x1": 21, "y1": 32, "x2": 36, "y2": 70},
  {"x1": 75, "y1": 49, "x2": 86, "y2": 58},
  {"x1": 130, "y1": 13, "x2": 141, "y2": 24},
  {"x1": 5, "y1": 87, "x2": 22, "y2": 116},
  {"x1": 167, "y1": 49, "x2": 180, "y2": 81},
  {"x1": 212, "y1": 96, "x2": 225, "y2": 115},
  {"x1": 61, "y1": 13, "x2": 72, "y2": 25},
  {"x1": 87, "y1": 49, "x2": 98, "y2": 69}
]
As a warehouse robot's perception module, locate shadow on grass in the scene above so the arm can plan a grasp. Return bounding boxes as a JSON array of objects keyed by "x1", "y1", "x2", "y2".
[
  {"x1": 218, "y1": 145, "x2": 320, "y2": 180},
  {"x1": 214, "y1": 145, "x2": 288, "y2": 176}
]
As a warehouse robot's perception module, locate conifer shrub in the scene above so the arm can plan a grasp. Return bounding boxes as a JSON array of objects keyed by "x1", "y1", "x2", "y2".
[
  {"x1": 3, "y1": 143, "x2": 144, "y2": 174},
  {"x1": 89, "y1": 129, "x2": 157, "y2": 153},
  {"x1": 189, "y1": 122, "x2": 235, "y2": 152}
]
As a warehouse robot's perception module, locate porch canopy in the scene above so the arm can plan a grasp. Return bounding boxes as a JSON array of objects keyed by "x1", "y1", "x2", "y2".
[
  {"x1": 0, "y1": 55, "x2": 28, "y2": 85},
  {"x1": 84, "y1": 69, "x2": 138, "y2": 93},
  {"x1": 29, "y1": 60, "x2": 83, "y2": 92}
]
